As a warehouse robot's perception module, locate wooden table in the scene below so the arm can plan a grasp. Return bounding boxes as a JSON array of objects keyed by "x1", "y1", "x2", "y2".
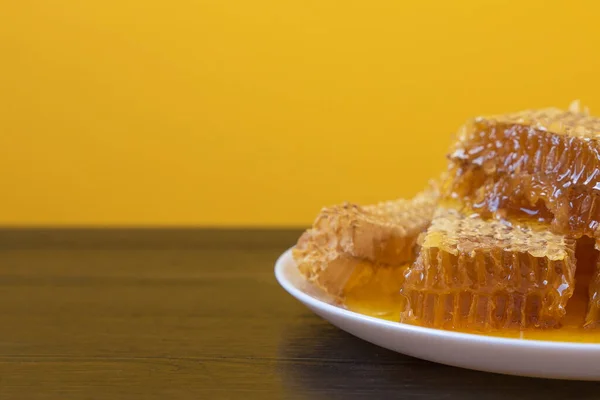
[{"x1": 1, "y1": 229, "x2": 599, "y2": 399}]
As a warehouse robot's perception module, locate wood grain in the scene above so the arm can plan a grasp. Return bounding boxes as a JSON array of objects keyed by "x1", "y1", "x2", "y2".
[{"x1": 0, "y1": 229, "x2": 599, "y2": 399}]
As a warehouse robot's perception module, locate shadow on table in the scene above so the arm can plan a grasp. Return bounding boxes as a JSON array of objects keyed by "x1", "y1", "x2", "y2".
[{"x1": 277, "y1": 316, "x2": 600, "y2": 400}]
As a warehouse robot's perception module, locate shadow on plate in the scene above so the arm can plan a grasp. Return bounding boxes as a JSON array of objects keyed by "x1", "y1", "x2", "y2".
[{"x1": 277, "y1": 315, "x2": 600, "y2": 400}]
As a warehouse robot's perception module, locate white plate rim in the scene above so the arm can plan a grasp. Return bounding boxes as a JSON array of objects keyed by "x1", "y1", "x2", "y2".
[{"x1": 275, "y1": 247, "x2": 600, "y2": 352}]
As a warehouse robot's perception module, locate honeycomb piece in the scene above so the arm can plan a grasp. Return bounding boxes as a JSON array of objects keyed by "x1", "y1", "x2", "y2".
[
  {"x1": 293, "y1": 227, "x2": 408, "y2": 306},
  {"x1": 446, "y1": 105, "x2": 600, "y2": 238},
  {"x1": 400, "y1": 206, "x2": 577, "y2": 330},
  {"x1": 311, "y1": 188, "x2": 438, "y2": 265},
  {"x1": 293, "y1": 229, "x2": 359, "y2": 298},
  {"x1": 293, "y1": 188, "x2": 437, "y2": 300}
]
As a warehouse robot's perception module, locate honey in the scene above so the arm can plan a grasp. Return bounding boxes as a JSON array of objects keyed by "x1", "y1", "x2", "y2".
[
  {"x1": 341, "y1": 262, "x2": 408, "y2": 321},
  {"x1": 344, "y1": 277, "x2": 600, "y2": 343},
  {"x1": 582, "y1": 238, "x2": 600, "y2": 327},
  {"x1": 337, "y1": 232, "x2": 600, "y2": 342}
]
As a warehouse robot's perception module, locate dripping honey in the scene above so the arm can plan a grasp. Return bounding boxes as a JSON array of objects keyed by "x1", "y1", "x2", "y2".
[{"x1": 335, "y1": 262, "x2": 409, "y2": 322}]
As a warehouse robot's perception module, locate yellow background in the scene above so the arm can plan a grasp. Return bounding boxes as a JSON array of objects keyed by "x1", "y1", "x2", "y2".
[{"x1": 2, "y1": 1, "x2": 600, "y2": 226}]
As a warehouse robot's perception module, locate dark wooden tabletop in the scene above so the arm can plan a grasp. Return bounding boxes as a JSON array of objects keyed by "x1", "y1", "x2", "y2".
[{"x1": 1, "y1": 229, "x2": 600, "y2": 399}]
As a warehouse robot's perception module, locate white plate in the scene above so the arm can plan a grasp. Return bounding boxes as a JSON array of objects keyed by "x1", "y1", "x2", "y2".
[{"x1": 275, "y1": 248, "x2": 600, "y2": 380}]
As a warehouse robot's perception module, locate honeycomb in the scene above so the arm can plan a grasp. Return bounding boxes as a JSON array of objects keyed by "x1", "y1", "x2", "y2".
[
  {"x1": 400, "y1": 206, "x2": 577, "y2": 330},
  {"x1": 294, "y1": 229, "x2": 408, "y2": 318},
  {"x1": 310, "y1": 188, "x2": 438, "y2": 265},
  {"x1": 293, "y1": 188, "x2": 437, "y2": 301},
  {"x1": 446, "y1": 107, "x2": 600, "y2": 238}
]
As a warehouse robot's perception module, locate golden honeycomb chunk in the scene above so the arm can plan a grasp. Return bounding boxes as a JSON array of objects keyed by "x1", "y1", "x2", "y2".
[
  {"x1": 294, "y1": 229, "x2": 408, "y2": 319},
  {"x1": 293, "y1": 188, "x2": 437, "y2": 301},
  {"x1": 311, "y1": 188, "x2": 438, "y2": 265},
  {"x1": 446, "y1": 106, "x2": 600, "y2": 238},
  {"x1": 400, "y1": 206, "x2": 577, "y2": 330}
]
